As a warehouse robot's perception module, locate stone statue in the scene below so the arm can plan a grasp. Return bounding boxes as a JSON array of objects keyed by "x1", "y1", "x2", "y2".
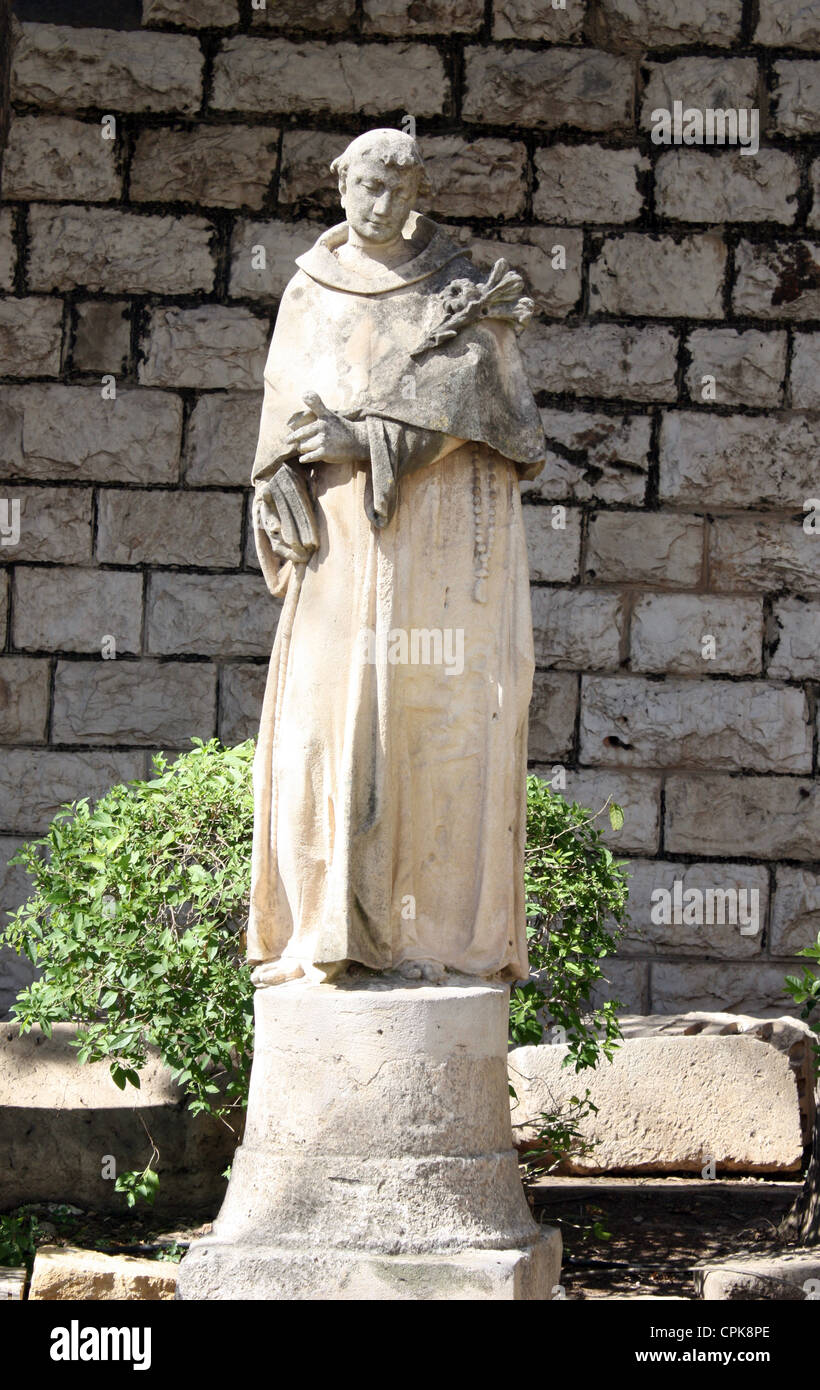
[{"x1": 248, "y1": 128, "x2": 545, "y2": 990}]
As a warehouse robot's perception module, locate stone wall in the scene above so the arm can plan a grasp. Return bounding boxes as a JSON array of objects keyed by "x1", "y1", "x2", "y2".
[{"x1": 1, "y1": 0, "x2": 819, "y2": 1017}]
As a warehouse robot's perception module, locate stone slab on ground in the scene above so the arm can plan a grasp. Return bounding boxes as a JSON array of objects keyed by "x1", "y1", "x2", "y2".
[
  {"x1": 509, "y1": 1032, "x2": 805, "y2": 1173},
  {"x1": 695, "y1": 1249, "x2": 820, "y2": 1301},
  {"x1": 29, "y1": 1245, "x2": 177, "y2": 1300}
]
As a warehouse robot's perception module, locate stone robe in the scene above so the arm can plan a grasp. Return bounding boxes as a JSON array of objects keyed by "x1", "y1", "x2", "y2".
[{"x1": 248, "y1": 213, "x2": 545, "y2": 981}]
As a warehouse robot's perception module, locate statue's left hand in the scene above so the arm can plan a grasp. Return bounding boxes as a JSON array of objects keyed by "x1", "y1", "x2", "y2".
[{"x1": 287, "y1": 392, "x2": 368, "y2": 465}]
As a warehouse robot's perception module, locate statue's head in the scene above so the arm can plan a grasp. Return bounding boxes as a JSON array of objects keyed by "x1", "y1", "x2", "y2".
[{"x1": 330, "y1": 129, "x2": 432, "y2": 245}]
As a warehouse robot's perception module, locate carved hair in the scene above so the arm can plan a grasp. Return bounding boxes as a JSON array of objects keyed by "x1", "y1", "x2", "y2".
[{"x1": 330, "y1": 128, "x2": 433, "y2": 199}]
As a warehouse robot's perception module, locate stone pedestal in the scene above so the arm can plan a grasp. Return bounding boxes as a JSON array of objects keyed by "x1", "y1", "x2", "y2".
[{"x1": 177, "y1": 974, "x2": 561, "y2": 1300}]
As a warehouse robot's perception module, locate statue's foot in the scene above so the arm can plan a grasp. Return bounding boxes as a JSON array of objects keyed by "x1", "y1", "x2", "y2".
[
  {"x1": 304, "y1": 959, "x2": 350, "y2": 984},
  {"x1": 395, "y1": 959, "x2": 448, "y2": 984},
  {"x1": 251, "y1": 959, "x2": 305, "y2": 988}
]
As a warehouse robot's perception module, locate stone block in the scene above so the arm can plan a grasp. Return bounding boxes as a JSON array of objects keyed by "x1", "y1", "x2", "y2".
[
  {"x1": 771, "y1": 867, "x2": 820, "y2": 957},
  {"x1": 620, "y1": 859, "x2": 767, "y2": 958},
  {"x1": 0, "y1": 298, "x2": 63, "y2": 377},
  {"x1": 184, "y1": 392, "x2": 262, "y2": 486},
  {"x1": 139, "y1": 307, "x2": 269, "y2": 390},
  {"x1": 0, "y1": 385, "x2": 182, "y2": 484},
  {"x1": 580, "y1": 675, "x2": 812, "y2": 773},
  {"x1": 589, "y1": 233, "x2": 726, "y2": 318},
  {"x1": 509, "y1": 1035, "x2": 803, "y2": 1173},
  {"x1": 660, "y1": 411, "x2": 819, "y2": 508},
  {"x1": 419, "y1": 136, "x2": 527, "y2": 219},
  {"x1": 0, "y1": 750, "x2": 146, "y2": 835},
  {"x1": 72, "y1": 301, "x2": 131, "y2": 375},
  {"x1": 0, "y1": 211, "x2": 15, "y2": 291},
  {"x1": 697, "y1": 1250, "x2": 820, "y2": 1301},
  {"x1": 211, "y1": 39, "x2": 447, "y2": 116},
  {"x1": 755, "y1": 0, "x2": 820, "y2": 46},
  {"x1": 142, "y1": 0, "x2": 239, "y2": 25},
  {"x1": 808, "y1": 159, "x2": 820, "y2": 227},
  {"x1": 27, "y1": 205, "x2": 216, "y2": 296},
  {"x1": 13, "y1": 568, "x2": 142, "y2": 654},
  {"x1": 219, "y1": 663, "x2": 267, "y2": 745},
  {"x1": 685, "y1": 328, "x2": 786, "y2": 407},
  {"x1": 527, "y1": 671, "x2": 578, "y2": 762},
  {"x1": 463, "y1": 46, "x2": 634, "y2": 130},
  {"x1": 651, "y1": 963, "x2": 798, "y2": 1016},
  {"x1": 97, "y1": 489, "x2": 244, "y2": 568},
  {"x1": 791, "y1": 331, "x2": 820, "y2": 407},
  {"x1": 655, "y1": 150, "x2": 799, "y2": 225},
  {"x1": 365, "y1": 0, "x2": 484, "y2": 33},
  {"x1": 769, "y1": 598, "x2": 820, "y2": 679},
  {"x1": 131, "y1": 124, "x2": 280, "y2": 209},
  {"x1": 52, "y1": 660, "x2": 217, "y2": 746},
  {"x1": 562, "y1": 769, "x2": 661, "y2": 854},
  {"x1": 11, "y1": 23, "x2": 203, "y2": 114},
  {"x1": 30, "y1": 1246, "x2": 177, "y2": 1301},
  {"x1": 0, "y1": 659, "x2": 50, "y2": 742},
  {"x1": 0, "y1": 487, "x2": 93, "y2": 563},
  {"x1": 229, "y1": 219, "x2": 323, "y2": 301},
  {"x1": 0, "y1": 1270, "x2": 25, "y2": 1299},
  {"x1": 709, "y1": 516, "x2": 820, "y2": 596},
  {"x1": 534, "y1": 144, "x2": 647, "y2": 224},
  {"x1": 3, "y1": 115, "x2": 120, "y2": 202},
  {"x1": 733, "y1": 240, "x2": 820, "y2": 320},
  {"x1": 592, "y1": 0, "x2": 742, "y2": 48},
  {"x1": 590, "y1": 958, "x2": 647, "y2": 1013},
  {"x1": 640, "y1": 57, "x2": 759, "y2": 130},
  {"x1": 279, "y1": 129, "x2": 348, "y2": 208},
  {"x1": 585, "y1": 512, "x2": 703, "y2": 586},
  {"x1": 524, "y1": 410, "x2": 651, "y2": 506},
  {"x1": 773, "y1": 60, "x2": 820, "y2": 135},
  {"x1": 630, "y1": 593, "x2": 763, "y2": 675},
  {"x1": 147, "y1": 573, "x2": 278, "y2": 657},
  {"x1": 251, "y1": 0, "x2": 354, "y2": 28},
  {"x1": 522, "y1": 324, "x2": 678, "y2": 402},
  {"x1": 523, "y1": 505, "x2": 581, "y2": 582},
  {"x1": 665, "y1": 773, "x2": 820, "y2": 860},
  {"x1": 531, "y1": 588, "x2": 625, "y2": 670}
]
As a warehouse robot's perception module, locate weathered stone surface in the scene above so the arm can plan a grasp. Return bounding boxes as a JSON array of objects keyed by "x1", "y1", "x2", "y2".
[
  {"x1": 524, "y1": 410, "x2": 651, "y2": 505},
  {"x1": 279, "y1": 129, "x2": 348, "y2": 207},
  {"x1": 665, "y1": 773, "x2": 820, "y2": 860},
  {"x1": 631, "y1": 593, "x2": 762, "y2": 675},
  {"x1": 3, "y1": 115, "x2": 119, "y2": 201},
  {"x1": 530, "y1": 768, "x2": 661, "y2": 854},
  {"x1": 184, "y1": 392, "x2": 262, "y2": 486},
  {"x1": 709, "y1": 516, "x2": 820, "y2": 595},
  {"x1": 0, "y1": 488, "x2": 91, "y2": 563},
  {"x1": 733, "y1": 240, "x2": 820, "y2": 320},
  {"x1": 229, "y1": 219, "x2": 323, "y2": 301},
  {"x1": 27, "y1": 205, "x2": 216, "y2": 295},
  {"x1": 773, "y1": 60, "x2": 820, "y2": 135},
  {"x1": 11, "y1": 23, "x2": 203, "y2": 113},
  {"x1": 581, "y1": 676, "x2": 812, "y2": 773},
  {"x1": 365, "y1": 0, "x2": 484, "y2": 33},
  {"x1": 685, "y1": 328, "x2": 786, "y2": 406},
  {"x1": 697, "y1": 1249, "x2": 820, "y2": 1301},
  {"x1": 142, "y1": 0, "x2": 238, "y2": 25},
  {"x1": 791, "y1": 331, "x2": 820, "y2": 407},
  {"x1": 212, "y1": 39, "x2": 447, "y2": 115},
  {"x1": 589, "y1": 233, "x2": 726, "y2": 318},
  {"x1": 52, "y1": 660, "x2": 217, "y2": 745},
  {"x1": 522, "y1": 324, "x2": 678, "y2": 401},
  {"x1": 0, "y1": 659, "x2": 49, "y2": 742},
  {"x1": 493, "y1": 0, "x2": 584, "y2": 40},
  {"x1": 620, "y1": 859, "x2": 767, "y2": 958},
  {"x1": 0, "y1": 386, "x2": 182, "y2": 484},
  {"x1": 0, "y1": 1021, "x2": 236, "y2": 1211},
  {"x1": 756, "y1": 0, "x2": 820, "y2": 46},
  {"x1": 770, "y1": 598, "x2": 820, "y2": 679},
  {"x1": 131, "y1": 124, "x2": 280, "y2": 209},
  {"x1": 97, "y1": 489, "x2": 244, "y2": 568},
  {"x1": 652, "y1": 964, "x2": 797, "y2": 1017},
  {"x1": 0, "y1": 211, "x2": 15, "y2": 291},
  {"x1": 72, "y1": 300, "x2": 131, "y2": 375},
  {"x1": 420, "y1": 137, "x2": 527, "y2": 219},
  {"x1": 523, "y1": 505, "x2": 581, "y2": 582},
  {"x1": 0, "y1": 750, "x2": 145, "y2": 834},
  {"x1": 219, "y1": 662, "x2": 266, "y2": 744},
  {"x1": 592, "y1": 0, "x2": 742, "y2": 49},
  {"x1": 531, "y1": 588, "x2": 625, "y2": 670},
  {"x1": 147, "y1": 573, "x2": 278, "y2": 657},
  {"x1": 139, "y1": 307, "x2": 269, "y2": 390},
  {"x1": 660, "y1": 412, "x2": 819, "y2": 507},
  {"x1": 655, "y1": 150, "x2": 799, "y2": 224},
  {"x1": 13, "y1": 568, "x2": 142, "y2": 654},
  {"x1": 463, "y1": 47, "x2": 634, "y2": 130},
  {"x1": 808, "y1": 159, "x2": 820, "y2": 228},
  {"x1": 771, "y1": 868, "x2": 820, "y2": 957},
  {"x1": 590, "y1": 959, "x2": 647, "y2": 1013},
  {"x1": 0, "y1": 1269, "x2": 25, "y2": 1299},
  {"x1": 534, "y1": 144, "x2": 647, "y2": 224},
  {"x1": 29, "y1": 1246, "x2": 178, "y2": 1301},
  {"x1": 0, "y1": 298, "x2": 63, "y2": 377},
  {"x1": 0, "y1": 573, "x2": 6, "y2": 636},
  {"x1": 444, "y1": 224, "x2": 582, "y2": 317},
  {"x1": 527, "y1": 671, "x2": 578, "y2": 762},
  {"x1": 585, "y1": 512, "x2": 703, "y2": 586},
  {"x1": 509, "y1": 1035, "x2": 803, "y2": 1173},
  {"x1": 251, "y1": 0, "x2": 355, "y2": 29},
  {"x1": 640, "y1": 57, "x2": 759, "y2": 129}
]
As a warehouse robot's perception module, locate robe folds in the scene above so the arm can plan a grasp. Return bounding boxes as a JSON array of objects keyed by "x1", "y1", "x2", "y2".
[{"x1": 248, "y1": 214, "x2": 546, "y2": 981}]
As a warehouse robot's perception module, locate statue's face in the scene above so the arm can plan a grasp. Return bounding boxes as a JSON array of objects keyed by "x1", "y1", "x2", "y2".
[{"x1": 341, "y1": 156, "x2": 419, "y2": 244}]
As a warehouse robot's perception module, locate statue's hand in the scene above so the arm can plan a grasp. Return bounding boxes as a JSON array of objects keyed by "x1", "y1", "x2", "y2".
[{"x1": 287, "y1": 392, "x2": 368, "y2": 465}]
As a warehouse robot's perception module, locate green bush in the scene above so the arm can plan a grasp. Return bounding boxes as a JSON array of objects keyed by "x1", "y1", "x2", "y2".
[{"x1": 1, "y1": 741, "x2": 629, "y2": 1195}]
